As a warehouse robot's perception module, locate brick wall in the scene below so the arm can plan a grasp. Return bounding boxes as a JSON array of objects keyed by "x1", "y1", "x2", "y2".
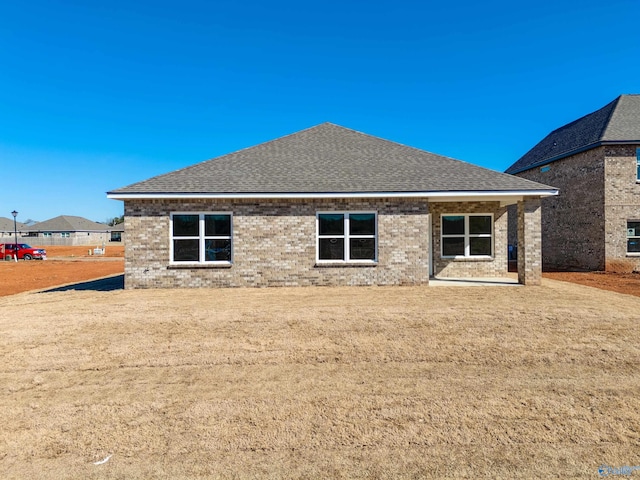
[
  {"x1": 517, "y1": 197, "x2": 542, "y2": 285},
  {"x1": 513, "y1": 145, "x2": 640, "y2": 272},
  {"x1": 430, "y1": 201, "x2": 508, "y2": 278},
  {"x1": 604, "y1": 145, "x2": 640, "y2": 271},
  {"x1": 123, "y1": 198, "x2": 431, "y2": 288},
  {"x1": 512, "y1": 147, "x2": 605, "y2": 270}
]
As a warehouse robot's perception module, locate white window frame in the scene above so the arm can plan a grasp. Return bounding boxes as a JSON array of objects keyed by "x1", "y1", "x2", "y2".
[
  {"x1": 627, "y1": 220, "x2": 640, "y2": 256},
  {"x1": 316, "y1": 211, "x2": 378, "y2": 264},
  {"x1": 441, "y1": 213, "x2": 494, "y2": 259},
  {"x1": 60, "y1": 232, "x2": 70, "y2": 238},
  {"x1": 170, "y1": 212, "x2": 233, "y2": 265}
]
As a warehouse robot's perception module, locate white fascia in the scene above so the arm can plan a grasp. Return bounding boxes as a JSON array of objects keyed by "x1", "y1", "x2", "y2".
[{"x1": 107, "y1": 190, "x2": 558, "y2": 201}]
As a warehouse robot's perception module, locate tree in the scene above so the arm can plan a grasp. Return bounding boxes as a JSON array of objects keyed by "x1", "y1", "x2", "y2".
[{"x1": 107, "y1": 215, "x2": 124, "y2": 226}]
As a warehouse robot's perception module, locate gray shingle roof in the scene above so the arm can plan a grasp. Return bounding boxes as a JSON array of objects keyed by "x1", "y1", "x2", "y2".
[
  {"x1": 506, "y1": 95, "x2": 640, "y2": 174},
  {"x1": 27, "y1": 215, "x2": 109, "y2": 232},
  {"x1": 109, "y1": 123, "x2": 554, "y2": 196},
  {"x1": 0, "y1": 217, "x2": 28, "y2": 232}
]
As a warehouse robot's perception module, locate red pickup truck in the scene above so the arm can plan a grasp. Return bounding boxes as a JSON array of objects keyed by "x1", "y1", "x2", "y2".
[{"x1": 0, "y1": 243, "x2": 47, "y2": 260}]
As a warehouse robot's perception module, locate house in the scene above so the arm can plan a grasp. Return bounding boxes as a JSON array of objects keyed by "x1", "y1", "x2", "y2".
[
  {"x1": 0, "y1": 217, "x2": 28, "y2": 241},
  {"x1": 506, "y1": 95, "x2": 640, "y2": 272},
  {"x1": 107, "y1": 123, "x2": 557, "y2": 288},
  {"x1": 25, "y1": 215, "x2": 110, "y2": 246}
]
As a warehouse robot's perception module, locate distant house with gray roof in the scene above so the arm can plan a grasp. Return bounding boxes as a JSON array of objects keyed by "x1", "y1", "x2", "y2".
[
  {"x1": 25, "y1": 215, "x2": 110, "y2": 246},
  {"x1": 0, "y1": 217, "x2": 28, "y2": 240},
  {"x1": 506, "y1": 94, "x2": 640, "y2": 272},
  {"x1": 108, "y1": 123, "x2": 556, "y2": 288}
]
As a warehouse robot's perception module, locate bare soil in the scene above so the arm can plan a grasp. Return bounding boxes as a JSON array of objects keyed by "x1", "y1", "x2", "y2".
[
  {"x1": 0, "y1": 280, "x2": 639, "y2": 478},
  {"x1": 543, "y1": 271, "x2": 640, "y2": 298},
  {"x1": 0, "y1": 246, "x2": 124, "y2": 297}
]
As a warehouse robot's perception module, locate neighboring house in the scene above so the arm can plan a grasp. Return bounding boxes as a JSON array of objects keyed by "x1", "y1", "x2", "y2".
[
  {"x1": 0, "y1": 217, "x2": 28, "y2": 241},
  {"x1": 506, "y1": 95, "x2": 640, "y2": 272},
  {"x1": 25, "y1": 215, "x2": 110, "y2": 246},
  {"x1": 108, "y1": 123, "x2": 557, "y2": 289}
]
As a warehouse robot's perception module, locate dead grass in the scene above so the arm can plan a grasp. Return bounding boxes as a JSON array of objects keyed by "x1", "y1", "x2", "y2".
[{"x1": 1, "y1": 281, "x2": 639, "y2": 478}]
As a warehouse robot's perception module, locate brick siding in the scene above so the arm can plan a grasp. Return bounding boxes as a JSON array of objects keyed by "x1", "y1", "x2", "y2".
[
  {"x1": 123, "y1": 198, "x2": 522, "y2": 288},
  {"x1": 517, "y1": 197, "x2": 542, "y2": 285},
  {"x1": 430, "y1": 201, "x2": 508, "y2": 278},
  {"x1": 124, "y1": 198, "x2": 431, "y2": 288},
  {"x1": 511, "y1": 147, "x2": 606, "y2": 270},
  {"x1": 511, "y1": 145, "x2": 640, "y2": 272}
]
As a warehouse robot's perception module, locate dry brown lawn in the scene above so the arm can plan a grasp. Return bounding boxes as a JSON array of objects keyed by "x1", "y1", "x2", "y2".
[{"x1": 1, "y1": 281, "x2": 639, "y2": 479}]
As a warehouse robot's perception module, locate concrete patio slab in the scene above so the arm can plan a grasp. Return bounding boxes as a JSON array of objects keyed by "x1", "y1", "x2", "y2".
[{"x1": 429, "y1": 277, "x2": 521, "y2": 286}]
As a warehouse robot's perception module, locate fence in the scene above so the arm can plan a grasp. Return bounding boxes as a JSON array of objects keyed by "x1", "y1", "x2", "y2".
[{"x1": 0, "y1": 233, "x2": 123, "y2": 247}]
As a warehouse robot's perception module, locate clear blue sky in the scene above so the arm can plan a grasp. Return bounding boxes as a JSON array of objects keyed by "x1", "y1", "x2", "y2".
[{"x1": 1, "y1": 0, "x2": 639, "y2": 223}]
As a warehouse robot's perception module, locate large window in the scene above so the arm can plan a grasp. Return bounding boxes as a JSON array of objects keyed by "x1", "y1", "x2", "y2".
[
  {"x1": 171, "y1": 213, "x2": 232, "y2": 264},
  {"x1": 628, "y1": 221, "x2": 640, "y2": 254},
  {"x1": 317, "y1": 212, "x2": 377, "y2": 263},
  {"x1": 441, "y1": 214, "x2": 493, "y2": 258}
]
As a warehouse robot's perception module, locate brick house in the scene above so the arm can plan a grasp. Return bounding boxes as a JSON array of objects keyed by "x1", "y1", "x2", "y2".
[
  {"x1": 107, "y1": 123, "x2": 556, "y2": 288},
  {"x1": 506, "y1": 95, "x2": 640, "y2": 272}
]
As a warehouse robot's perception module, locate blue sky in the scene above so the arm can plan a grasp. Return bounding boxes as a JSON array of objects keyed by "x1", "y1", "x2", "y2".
[{"x1": 1, "y1": 0, "x2": 639, "y2": 223}]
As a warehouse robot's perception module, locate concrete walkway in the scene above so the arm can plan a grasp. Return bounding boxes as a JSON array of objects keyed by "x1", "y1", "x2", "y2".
[{"x1": 429, "y1": 276, "x2": 521, "y2": 286}]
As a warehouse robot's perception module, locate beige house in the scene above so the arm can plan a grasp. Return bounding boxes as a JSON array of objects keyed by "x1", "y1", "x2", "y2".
[
  {"x1": 108, "y1": 123, "x2": 556, "y2": 289},
  {"x1": 0, "y1": 217, "x2": 28, "y2": 239},
  {"x1": 24, "y1": 215, "x2": 110, "y2": 246},
  {"x1": 506, "y1": 95, "x2": 640, "y2": 272}
]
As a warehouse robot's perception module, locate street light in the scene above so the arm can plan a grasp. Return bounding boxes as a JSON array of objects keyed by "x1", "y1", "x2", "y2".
[{"x1": 11, "y1": 210, "x2": 18, "y2": 262}]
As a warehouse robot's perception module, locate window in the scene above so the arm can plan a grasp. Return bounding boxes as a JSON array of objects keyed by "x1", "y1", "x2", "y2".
[
  {"x1": 636, "y1": 148, "x2": 640, "y2": 182},
  {"x1": 317, "y1": 212, "x2": 377, "y2": 263},
  {"x1": 441, "y1": 214, "x2": 493, "y2": 258},
  {"x1": 60, "y1": 232, "x2": 70, "y2": 238},
  {"x1": 43, "y1": 232, "x2": 52, "y2": 237},
  {"x1": 170, "y1": 213, "x2": 232, "y2": 264},
  {"x1": 540, "y1": 165, "x2": 551, "y2": 173},
  {"x1": 628, "y1": 221, "x2": 640, "y2": 254}
]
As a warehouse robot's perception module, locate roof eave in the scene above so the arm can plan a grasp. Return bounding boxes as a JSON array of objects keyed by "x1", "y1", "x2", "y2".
[
  {"x1": 508, "y1": 139, "x2": 640, "y2": 174},
  {"x1": 108, "y1": 189, "x2": 558, "y2": 202}
]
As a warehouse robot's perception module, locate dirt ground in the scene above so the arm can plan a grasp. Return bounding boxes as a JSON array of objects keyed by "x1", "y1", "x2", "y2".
[
  {"x1": 0, "y1": 245, "x2": 638, "y2": 299},
  {"x1": 1, "y1": 282, "x2": 640, "y2": 478},
  {"x1": 543, "y1": 271, "x2": 640, "y2": 297},
  {"x1": 0, "y1": 246, "x2": 124, "y2": 296}
]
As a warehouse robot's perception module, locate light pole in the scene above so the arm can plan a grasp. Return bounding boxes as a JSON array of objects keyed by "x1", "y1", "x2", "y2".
[{"x1": 11, "y1": 210, "x2": 18, "y2": 262}]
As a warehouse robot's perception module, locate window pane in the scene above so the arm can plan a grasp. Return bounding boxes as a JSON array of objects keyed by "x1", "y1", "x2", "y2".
[
  {"x1": 205, "y1": 239, "x2": 231, "y2": 261},
  {"x1": 628, "y1": 222, "x2": 640, "y2": 237},
  {"x1": 469, "y1": 216, "x2": 492, "y2": 234},
  {"x1": 319, "y1": 214, "x2": 344, "y2": 235},
  {"x1": 205, "y1": 214, "x2": 231, "y2": 236},
  {"x1": 319, "y1": 238, "x2": 344, "y2": 260},
  {"x1": 173, "y1": 215, "x2": 199, "y2": 236},
  {"x1": 442, "y1": 237, "x2": 464, "y2": 256},
  {"x1": 442, "y1": 216, "x2": 465, "y2": 235},
  {"x1": 350, "y1": 214, "x2": 375, "y2": 235},
  {"x1": 470, "y1": 237, "x2": 492, "y2": 256},
  {"x1": 628, "y1": 239, "x2": 640, "y2": 253},
  {"x1": 173, "y1": 239, "x2": 199, "y2": 261},
  {"x1": 349, "y1": 238, "x2": 375, "y2": 260}
]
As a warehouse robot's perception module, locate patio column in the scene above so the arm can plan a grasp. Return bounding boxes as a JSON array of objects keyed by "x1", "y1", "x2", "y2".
[{"x1": 517, "y1": 196, "x2": 542, "y2": 285}]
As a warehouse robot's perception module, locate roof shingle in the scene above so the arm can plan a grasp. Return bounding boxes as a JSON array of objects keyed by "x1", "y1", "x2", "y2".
[
  {"x1": 506, "y1": 95, "x2": 640, "y2": 174},
  {"x1": 109, "y1": 123, "x2": 554, "y2": 196}
]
